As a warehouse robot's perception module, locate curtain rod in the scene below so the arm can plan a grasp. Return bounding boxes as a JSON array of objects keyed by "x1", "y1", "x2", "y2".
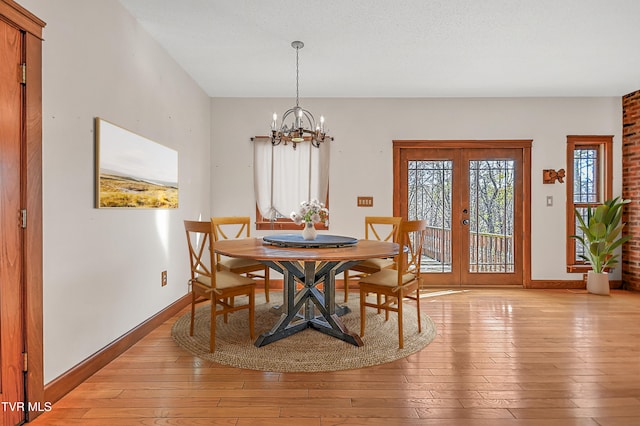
[{"x1": 250, "y1": 136, "x2": 334, "y2": 142}]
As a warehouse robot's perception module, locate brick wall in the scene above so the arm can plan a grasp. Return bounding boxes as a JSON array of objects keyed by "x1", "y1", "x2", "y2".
[{"x1": 622, "y1": 90, "x2": 640, "y2": 291}]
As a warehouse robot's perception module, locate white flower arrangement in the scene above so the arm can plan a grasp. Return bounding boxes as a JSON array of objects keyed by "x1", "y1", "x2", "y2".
[{"x1": 290, "y1": 199, "x2": 329, "y2": 226}]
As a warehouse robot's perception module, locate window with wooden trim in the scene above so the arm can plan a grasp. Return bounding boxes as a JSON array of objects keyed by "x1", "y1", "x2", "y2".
[
  {"x1": 566, "y1": 135, "x2": 613, "y2": 272},
  {"x1": 253, "y1": 136, "x2": 330, "y2": 231}
]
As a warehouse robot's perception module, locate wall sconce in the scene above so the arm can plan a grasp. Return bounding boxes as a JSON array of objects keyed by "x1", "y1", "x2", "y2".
[{"x1": 543, "y1": 169, "x2": 565, "y2": 184}]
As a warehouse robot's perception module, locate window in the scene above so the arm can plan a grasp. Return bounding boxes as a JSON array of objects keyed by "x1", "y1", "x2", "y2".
[
  {"x1": 253, "y1": 137, "x2": 330, "y2": 230},
  {"x1": 566, "y1": 135, "x2": 613, "y2": 272}
]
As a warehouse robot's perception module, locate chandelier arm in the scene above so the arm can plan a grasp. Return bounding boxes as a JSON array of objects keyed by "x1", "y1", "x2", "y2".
[
  {"x1": 300, "y1": 109, "x2": 316, "y2": 131},
  {"x1": 279, "y1": 108, "x2": 298, "y2": 134},
  {"x1": 280, "y1": 108, "x2": 298, "y2": 121}
]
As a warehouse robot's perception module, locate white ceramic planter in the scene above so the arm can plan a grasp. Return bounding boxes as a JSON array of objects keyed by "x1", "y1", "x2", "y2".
[
  {"x1": 302, "y1": 221, "x2": 317, "y2": 240},
  {"x1": 587, "y1": 271, "x2": 610, "y2": 295}
]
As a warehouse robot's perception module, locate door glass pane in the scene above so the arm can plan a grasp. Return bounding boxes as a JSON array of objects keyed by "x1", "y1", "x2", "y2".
[
  {"x1": 408, "y1": 160, "x2": 452, "y2": 273},
  {"x1": 468, "y1": 160, "x2": 515, "y2": 273}
]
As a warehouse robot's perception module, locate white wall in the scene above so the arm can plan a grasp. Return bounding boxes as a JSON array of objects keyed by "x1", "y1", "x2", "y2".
[
  {"x1": 211, "y1": 97, "x2": 622, "y2": 281},
  {"x1": 19, "y1": 0, "x2": 211, "y2": 383}
]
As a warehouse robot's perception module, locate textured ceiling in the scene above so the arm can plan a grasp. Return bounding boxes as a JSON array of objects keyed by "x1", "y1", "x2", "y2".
[{"x1": 118, "y1": 0, "x2": 640, "y2": 98}]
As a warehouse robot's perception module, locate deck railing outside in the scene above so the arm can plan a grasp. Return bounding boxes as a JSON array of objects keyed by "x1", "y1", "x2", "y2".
[{"x1": 422, "y1": 225, "x2": 514, "y2": 272}]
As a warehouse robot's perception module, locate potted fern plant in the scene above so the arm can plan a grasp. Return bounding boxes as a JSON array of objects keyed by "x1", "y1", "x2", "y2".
[{"x1": 571, "y1": 196, "x2": 631, "y2": 295}]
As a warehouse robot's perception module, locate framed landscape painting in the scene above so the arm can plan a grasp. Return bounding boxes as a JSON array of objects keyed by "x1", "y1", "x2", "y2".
[{"x1": 95, "y1": 117, "x2": 178, "y2": 208}]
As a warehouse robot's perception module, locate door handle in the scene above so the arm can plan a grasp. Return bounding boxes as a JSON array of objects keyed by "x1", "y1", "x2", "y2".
[{"x1": 462, "y1": 219, "x2": 470, "y2": 225}]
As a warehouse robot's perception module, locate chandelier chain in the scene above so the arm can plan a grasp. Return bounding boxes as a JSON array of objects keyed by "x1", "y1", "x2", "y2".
[{"x1": 295, "y1": 45, "x2": 300, "y2": 107}]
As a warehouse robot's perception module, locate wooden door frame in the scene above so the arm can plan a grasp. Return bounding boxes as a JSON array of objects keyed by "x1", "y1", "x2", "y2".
[
  {"x1": 392, "y1": 140, "x2": 532, "y2": 288},
  {"x1": 1, "y1": 0, "x2": 45, "y2": 422}
]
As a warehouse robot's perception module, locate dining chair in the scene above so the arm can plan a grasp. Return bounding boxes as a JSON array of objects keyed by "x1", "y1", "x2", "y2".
[
  {"x1": 358, "y1": 219, "x2": 427, "y2": 349},
  {"x1": 343, "y1": 216, "x2": 402, "y2": 302},
  {"x1": 184, "y1": 220, "x2": 256, "y2": 352},
  {"x1": 211, "y1": 216, "x2": 271, "y2": 302}
]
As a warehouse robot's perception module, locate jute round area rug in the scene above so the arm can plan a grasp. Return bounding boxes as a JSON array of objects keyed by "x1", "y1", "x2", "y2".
[{"x1": 171, "y1": 293, "x2": 437, "y2": 372}]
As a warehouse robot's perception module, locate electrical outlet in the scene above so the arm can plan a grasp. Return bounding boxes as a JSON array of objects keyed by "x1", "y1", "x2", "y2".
[{"x1": 161, "y1": 270, "x2": 167, "y2": 286}]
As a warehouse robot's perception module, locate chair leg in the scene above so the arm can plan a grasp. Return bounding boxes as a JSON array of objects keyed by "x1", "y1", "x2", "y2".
[
  {"x1": 249, "y1": 289, "x2": 255, "y2": 340},
  {"x1": 416, "y1": 288, "x2": 422, "y2": 333},
  {"x1": 384, "y1": 295, "x2": 390, "y2": 321},
  {"x1": 224, "y1": 296, "x2": 236, "y2": 323},
  {"x1": 359, "y1": 288, "x2": 366, "y2": 337},
  {"x1": 210, "y1": 298, "x2": 216, "y2": 352},
  {"x1": 398, "y1": 295, "x2": 404, "y2": 349},
  {"x1": 344, "y1": 270, "x2": 349, "y2": 302},
  {"x1": 223, "y1": 297, "x2": 229, "y2": 323},
  {"x1": 190, "y1": 291, "x2": 196, "y2": 336},
  {"x1": 264, "y1": 267, "x2": 270, "y2": 303}
]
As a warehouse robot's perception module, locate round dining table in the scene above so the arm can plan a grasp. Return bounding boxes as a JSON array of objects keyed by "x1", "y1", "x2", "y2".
[{"x1": 214, "y1": 235, "x2": 399, "y2": 347}]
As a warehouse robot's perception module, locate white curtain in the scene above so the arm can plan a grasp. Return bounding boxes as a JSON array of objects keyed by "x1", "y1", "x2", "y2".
[{"x1": 253, "y1": 137, "x2": 330, "y2": 220}]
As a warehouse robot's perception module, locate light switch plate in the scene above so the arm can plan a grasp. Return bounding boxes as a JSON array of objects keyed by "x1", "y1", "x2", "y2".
[{"x1": 357, "y1": 196, "x2": 373, "y2": 207}]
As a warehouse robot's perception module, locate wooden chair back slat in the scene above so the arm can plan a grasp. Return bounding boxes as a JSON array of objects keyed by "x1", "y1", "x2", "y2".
[
  {"x1": 395, "y1": 219, "x2": 427, "y2": 284},
  {"x1": 184, "y1": 220, "x2": 217, "y2": 289},
  {"x1": 211, "y1": 216, "x2": 251, "y2": 241},
  {"x1": 364, "y1": 216, "x2": 402, "y2": 242}
]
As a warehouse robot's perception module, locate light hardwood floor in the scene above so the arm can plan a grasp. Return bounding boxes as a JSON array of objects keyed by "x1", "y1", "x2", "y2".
[{"x1": 30, "y1": 288, "x2": 640, "y2": 425}]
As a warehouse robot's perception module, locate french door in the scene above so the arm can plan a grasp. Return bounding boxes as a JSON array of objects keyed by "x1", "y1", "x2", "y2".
[{"x1": 394, "y1": 141, "x2": 531, "y2": 287}]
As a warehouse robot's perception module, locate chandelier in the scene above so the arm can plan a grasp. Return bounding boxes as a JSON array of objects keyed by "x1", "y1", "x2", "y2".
[{"x1": 270, "y1": 41, "x2": 332, "y2": 149}]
